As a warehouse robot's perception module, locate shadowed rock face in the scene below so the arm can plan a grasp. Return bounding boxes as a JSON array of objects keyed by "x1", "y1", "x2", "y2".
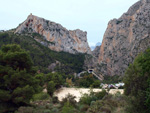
[
  {"x1": 93, "y1": 46, "x2": 101, "y2": 59},
  {"x1": 98, "y1": 0, "x2": 150, "y2": 76},
  {"x1": 84, "y1": 45, "x2": 100, "y2": 72},
  {"x1": 15, "y1": 14, "x2": 91, "y2": 54}
]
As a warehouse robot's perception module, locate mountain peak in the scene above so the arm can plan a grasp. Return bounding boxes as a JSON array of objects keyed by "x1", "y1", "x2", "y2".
[{"x1": 15, "y1": 14, "x2": 91, "y2": 54}]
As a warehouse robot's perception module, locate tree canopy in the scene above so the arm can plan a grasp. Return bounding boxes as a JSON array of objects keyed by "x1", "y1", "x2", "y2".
[
  {"x1": 0, "y1": 44, "x2": 41, "y2": 112},
  {"x1": 124, "y1": 48, "x2": 150, "y2": 113}
]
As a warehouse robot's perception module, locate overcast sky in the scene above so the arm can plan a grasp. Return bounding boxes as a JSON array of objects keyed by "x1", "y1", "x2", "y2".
[{"x1": 0, "y1": 0, "x2": 139, "y2": 46}]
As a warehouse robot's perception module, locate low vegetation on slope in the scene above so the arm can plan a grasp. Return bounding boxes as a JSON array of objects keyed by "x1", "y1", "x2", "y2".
[{"x1": 0, "y1": 32, "x2": 85, "y2": 74}]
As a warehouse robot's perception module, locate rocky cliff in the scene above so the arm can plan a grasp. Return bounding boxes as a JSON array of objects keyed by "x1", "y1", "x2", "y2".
[
  {"x1": 15, "y1": 14, "x2": 91, "y2": 54},
  {"x1": 98, "y1": 0, "x2": 150, "y2": 76},
  {"x1": 93, "y1": 45, "x2": 101, "y2": 59}
]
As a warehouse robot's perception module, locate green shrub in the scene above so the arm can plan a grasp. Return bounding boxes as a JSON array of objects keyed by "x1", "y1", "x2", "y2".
[
  {"x1": 43, "y1": 109, "x2": 51, "y2": 113},
  {"x1": 100, "y1": 106, "x2": 111, "y2": 113},
  {"x1": 88, "y1": 93, "x2": 129, "y2": 113},
  {"x1": 75, "y1": 74, "x2": 96, "y2": 88},
  {"x1": 32, "y1": 92, "x2": 50, "y2": 101},
  {"x1": 45, "y1": 72, "x2": 63, "y2": 89},
  {"x1": 47, "y1": 81, "x2": 56, "y2": 96},
  {"x1": 61, "y1": 101, "x2": 75, "y2": 113},
  {"x1": 79, "y1": 104, "x2": 89, "y2": 112},
  {"x1": 50, "y1": 107, "x2": 59, "y2": 113},
  {"x1": 80, "y1": 94, "x2": 91, "y2": 105},
  {"x1": 60, "y1": 93, "x2": 77, "y2": 108},
  {"x1": 91, "y1": 80, "x2": 101, "y2": 88},
  {"x1": 52, "y1": 96, "x2": 59, "y2": 104},
  {"x1": 15, "y1": 107, "x2": 34, "y2": 113},
  {"x1": 95, "y1": 90, "x2": 107, "y2": 100},
  {"x1": 87, "y1": 100, "x2": 102, "y2": 113},
  {"x1": 79, "y1": 89, "x2": 107, "y2": 105}
]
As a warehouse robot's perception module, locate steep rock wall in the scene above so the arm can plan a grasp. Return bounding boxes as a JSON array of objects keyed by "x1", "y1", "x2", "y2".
[{"x1": 98, "y1": 0, "x2": 150, "y2": 76}]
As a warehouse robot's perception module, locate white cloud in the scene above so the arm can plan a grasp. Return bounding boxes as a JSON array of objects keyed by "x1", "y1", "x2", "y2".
[{"x1": 89, "y1": 42, "x2": 96, "y2": 47}]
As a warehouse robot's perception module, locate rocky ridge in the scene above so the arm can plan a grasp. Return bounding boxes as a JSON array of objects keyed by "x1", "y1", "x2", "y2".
[
  {"x1": 98, "y1": 0, "x2": 150, "y2": 76},
  {"x1": 15, "y1": 14, "x2": 91, "y2": 54}
]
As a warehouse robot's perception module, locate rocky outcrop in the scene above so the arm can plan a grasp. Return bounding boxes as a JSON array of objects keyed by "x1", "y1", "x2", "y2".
[
  {"x1": 15, "y1": 14, "x2": 91, "y2": 54},
  {"x1": 98, "y1": 0, "x2": 150, "y2": 76}
]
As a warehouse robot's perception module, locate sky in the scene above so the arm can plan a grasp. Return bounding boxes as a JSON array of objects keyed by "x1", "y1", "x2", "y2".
[{"x1": 0, "y1": 0, "x2": 139, "y2": 47}]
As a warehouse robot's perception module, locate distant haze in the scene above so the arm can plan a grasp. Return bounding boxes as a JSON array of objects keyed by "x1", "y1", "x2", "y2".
[
  {"x1": 90, "y1": 42, "x2": 101, "y2": 51},
  {"x1": 0, "y1": 0, "x2": 139, "y2": 46}
]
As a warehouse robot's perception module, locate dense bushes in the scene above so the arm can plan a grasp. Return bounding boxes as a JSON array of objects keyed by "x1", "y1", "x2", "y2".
[
  {"x1": 75, "y1": 73, "x2": 101, "y2": 88},
  {"x1": 47, "y1": 81, "x2": 56, "y2": 96},
  {"x1": 45, "y1": 72, "x2": 64, "y2": 96},
  {"x1": 60, "y1": 94, "x2": 77, "y2": 108},
  {"x1": 14, "y1": 89, "x2": 131, "y2": 113},
  {"x1": 91, "y1": 80, "x2": 101, "y2": 88},
  {"x1": 79, "y1": 89, "x2": 107, "y2": 105},
  {"x1": 61, "y1": 102, "x2": 75, "y2": 113},
  {"x1": 32, "y1": 92, "x2": 50, "y2": 101},
  {"x1": 87, "y1": 92, "x2": 129, "y2": 113},
  {"x1": 124, "y1": 48, "x2": 150, "y2": 113}
]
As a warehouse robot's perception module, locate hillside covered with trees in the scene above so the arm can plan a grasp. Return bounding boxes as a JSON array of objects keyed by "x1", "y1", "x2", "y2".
[{"x1": 0, "y1": 31, "x2": 86, "y2": 74}]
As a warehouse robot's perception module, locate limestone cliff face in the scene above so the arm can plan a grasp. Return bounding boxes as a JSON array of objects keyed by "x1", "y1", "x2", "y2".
[
  {"x1": 15, "y1": 14, "x2": 91, "y2": 54},
  {"x1": 93, "y1": 46, "x2": 101, "y2": 59},
  {"x1": 98, "y1": 0, "x2": 150, "y2": 76}
]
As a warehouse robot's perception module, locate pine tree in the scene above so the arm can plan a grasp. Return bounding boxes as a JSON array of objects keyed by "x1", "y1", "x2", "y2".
[
  {"x1": 0, "y1": 44, "x2": 41, "y2": 112},
  {"x1": 124, "y1": 48, "x2": 150, "y2": 113}
]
